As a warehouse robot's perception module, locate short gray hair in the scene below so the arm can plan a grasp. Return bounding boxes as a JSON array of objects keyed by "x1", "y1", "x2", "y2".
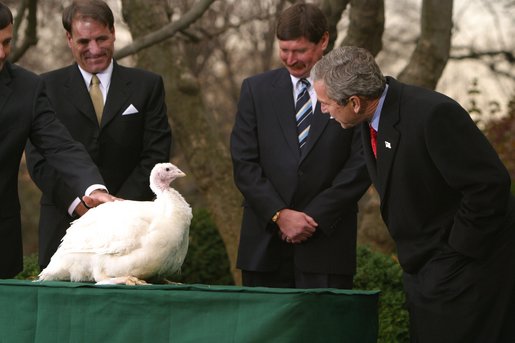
[{"x1": 311, "y1": 46, "x2": 386, "y2": 105}]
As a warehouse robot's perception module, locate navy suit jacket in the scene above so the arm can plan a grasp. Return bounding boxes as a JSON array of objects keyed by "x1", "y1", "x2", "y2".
[
  {"x1": 230, "y1": 67, "x2": 370, "y2": 275},
  {"x1": 26, "y1": 61, "x2": 171, "y2": 267},
  {"x1": 0, "y1": 62, "x2": 104, "y2": 278}
]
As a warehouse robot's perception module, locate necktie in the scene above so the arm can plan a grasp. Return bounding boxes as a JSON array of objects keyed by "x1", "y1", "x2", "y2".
[
  {"x1": 295, "y1": 78, "x2": 313, "y2": 151},
  {"x1": 90, "y1": 74, "x2": 104, "y2": 124},
  {"x1": 369, "y1": 125, "x2": 377, "y2": 158}
]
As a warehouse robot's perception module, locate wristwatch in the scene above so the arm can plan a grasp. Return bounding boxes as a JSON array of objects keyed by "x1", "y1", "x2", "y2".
[{"x1": 271, "y1": 211, "x2": 281, "y2": 223}]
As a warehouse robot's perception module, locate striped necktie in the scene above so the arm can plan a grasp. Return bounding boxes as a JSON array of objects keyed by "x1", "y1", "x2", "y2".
[
  {"x1": 295, "y1": 78, "x2": 313, "y2": 151},
  {"x1": 90, "y1": 74, "x2": 104, "y2": 124}
]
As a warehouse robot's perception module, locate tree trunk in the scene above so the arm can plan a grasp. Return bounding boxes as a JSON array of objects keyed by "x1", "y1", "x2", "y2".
[
  {"x1": 398, "y1": 0, "x2": 453, "y2": 89},
  {"x1": 121, "y1": 0, "x2": 243, "y2": 284},
  {"x1": 321, "y1": 0, "x2": 351, "y2": 53},
  {"x1": 341, "y1": 0, "x2": 384, "y2": 56}
]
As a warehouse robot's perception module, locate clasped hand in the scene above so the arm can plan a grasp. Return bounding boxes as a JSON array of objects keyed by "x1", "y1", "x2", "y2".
[{"x1": 276, "y1": 209, "x2": 318, "y2": 244}]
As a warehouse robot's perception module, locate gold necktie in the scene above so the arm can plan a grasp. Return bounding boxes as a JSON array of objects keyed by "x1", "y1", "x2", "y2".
[{"x1": 90, "y1": 74, "x2": 104, "y2": 124}]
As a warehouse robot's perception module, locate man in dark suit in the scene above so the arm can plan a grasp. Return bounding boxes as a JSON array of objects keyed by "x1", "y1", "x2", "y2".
[
  {"x1": 311, "y1": 46, "x2": 515, "y2": 341},
  {"x1": 0, "y1": 2, "x2": 117, "y2": 279},
  {"x1": 230, "y1": 4, "x2": 370, "y2": 289},
  {"x1": 25, "y1": 0, "x2": 171, "y2": 269}
]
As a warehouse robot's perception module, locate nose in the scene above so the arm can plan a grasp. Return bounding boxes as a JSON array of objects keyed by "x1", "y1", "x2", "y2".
[
  {"x1": 88, "y1": 40, "x2": 102, "y2": 54},
  {"x1": 0, "y1": 46, "x2": 5, "y2": 60},
  {"x1": 285, "y1": 52, "x2": 296, "y2": 66}
]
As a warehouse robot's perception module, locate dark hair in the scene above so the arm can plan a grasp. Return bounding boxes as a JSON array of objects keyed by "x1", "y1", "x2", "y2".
[
  {"x1": 276, "y1": 3, "x2": 328, "y2": 43},
  {"x1": 62, "y1": 0, "x2": 114, "y2": 34},
  {"x1": 0, "y1": 2, "x2": 13, "y2": 30}
]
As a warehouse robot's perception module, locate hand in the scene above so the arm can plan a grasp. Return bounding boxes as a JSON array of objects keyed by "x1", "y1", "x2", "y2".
[
  {"x1": 74, "y1": 201, "x2": 89, "y2": 217},
  {"x1": 82, "y1": 189, "x2": 122, "y2": 208},
  {"x1": 277, "y1": 209, "x2": 317, "y2": 244}
]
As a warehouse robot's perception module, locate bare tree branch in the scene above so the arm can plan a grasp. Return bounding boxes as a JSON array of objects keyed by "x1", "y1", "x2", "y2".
[
  {"x1": 114, "y1": 0, "x2": 215, "y2": 59},
  {"x1": 451, "y1": 49, "x2": 515, "y2": 62},
  {"x1": 450, "y1": 48, "x2": 515, "y2": 79}
]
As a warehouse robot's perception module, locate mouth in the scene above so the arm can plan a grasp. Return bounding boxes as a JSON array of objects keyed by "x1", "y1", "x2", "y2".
[
  {"x1": 86, "y1": 55, "x2": 107, "y2": 61},
  {"x1": 287, "y1": 63, "x2": 305, "y2": 71}
]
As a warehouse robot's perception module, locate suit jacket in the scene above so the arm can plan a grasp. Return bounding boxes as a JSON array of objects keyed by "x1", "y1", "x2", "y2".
[
  {"x1": 361, "y1": 77, "x2": 515, "y2": 340},
  {"x1": 230, "y1": 68, "x2": 370, "y2": 275},
  {"x1": 25, "y1": 61, "x2": 171, "y2": 267},
  {"x1": 0, "y1": 62, "x2": 104, "y2": 278},
  {"x1": 362, "y1": 77, "x2": 515, "y2": 273}
]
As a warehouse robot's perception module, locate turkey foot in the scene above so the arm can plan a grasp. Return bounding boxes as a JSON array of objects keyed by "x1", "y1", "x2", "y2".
[{"x1": 96, "y1": 276, "x2": 149, "y2": 285}]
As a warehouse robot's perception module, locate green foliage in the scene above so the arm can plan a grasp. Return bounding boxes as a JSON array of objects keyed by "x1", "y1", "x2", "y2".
[
  {"x1": 483, "y1": 96, "x2": 515, "y2": 191},
  {"x1": 15, "y1": 254, "x2": 39, "y2": 280},
  {"x1": 467, "y1": 80, "x2": 515, "y2": 192},
  {"x1": 355, "y1": 245, "x2": 409, "y2": 343}
]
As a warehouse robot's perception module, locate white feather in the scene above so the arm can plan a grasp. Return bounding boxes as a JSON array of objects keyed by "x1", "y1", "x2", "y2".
[{"x1": 38, "y1": 163, "x2": 193, "y2": 284}]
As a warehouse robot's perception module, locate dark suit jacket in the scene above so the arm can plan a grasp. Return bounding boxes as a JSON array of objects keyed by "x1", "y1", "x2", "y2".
[
  {"x1": 362, "y1": 77, "x2": 515, "y2": 341},
  {"x1": 230, "y1": 68, "x2": 370, "y2": 275},
  {"x1": 26, "y1": 61, "x2": 171, "y2": 267},
  {"x1": 0, "y1": 62, "x2": 104, "y2": 278}
]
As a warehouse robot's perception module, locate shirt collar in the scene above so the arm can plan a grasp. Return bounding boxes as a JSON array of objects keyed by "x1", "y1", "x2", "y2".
[
  {"x1": 290, "y1": 74, "x2": 313, "y2": 91},
  {"x1": 78, "y1": 59, "x2": 114, "y2": 90},
  {"x1": 369, "y1": 83, "x2": 389, "y2": 131}
]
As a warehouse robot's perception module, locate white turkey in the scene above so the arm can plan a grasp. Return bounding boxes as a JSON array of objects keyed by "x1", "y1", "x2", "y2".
[{"x1": 38, "y1": 162, "x2": 192, "y2": 285}]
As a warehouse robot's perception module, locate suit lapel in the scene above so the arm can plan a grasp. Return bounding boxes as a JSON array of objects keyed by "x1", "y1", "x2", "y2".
[
  {"x1": 272, "y1": 69, "x2": 300, "y2": 159},
  {"x1": 376, "y1": 77, "x2": 401, "y2": 206},
  {"x1": 101, "y1": 61, "x2": 130, "y2": 127},
  {"x1": 300, "y1": 102, "x2": 329, "y2": 162},
  {"x1": 64, "y1": 65, "x2": 98, "y2": 125}
]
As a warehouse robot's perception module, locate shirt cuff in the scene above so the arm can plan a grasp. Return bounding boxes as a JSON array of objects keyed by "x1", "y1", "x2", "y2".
[
  {"x1": 85, "y1": 184, "x2": 108, "y2": 196},
  {"x1": 67, "y1": 197, "x2": 81, "y2": 217}
]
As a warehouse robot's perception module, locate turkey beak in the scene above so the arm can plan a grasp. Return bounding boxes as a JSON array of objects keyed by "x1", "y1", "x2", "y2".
[{"x1": 176, "y1": 169, "x2": 186, "y2": 178}]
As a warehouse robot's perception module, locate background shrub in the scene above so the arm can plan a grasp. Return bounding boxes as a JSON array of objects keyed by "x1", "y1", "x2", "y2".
[{"x1": 355, "y1": 245, "x2": 409, "y2": 343}]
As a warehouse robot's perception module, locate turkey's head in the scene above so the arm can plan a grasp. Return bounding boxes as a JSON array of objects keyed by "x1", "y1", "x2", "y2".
[{"x1": 150, "y1": 163, "x2": 186, "y2": 194}]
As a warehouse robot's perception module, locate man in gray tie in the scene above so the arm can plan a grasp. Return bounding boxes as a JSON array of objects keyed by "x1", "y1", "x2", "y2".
[
  {"x1": 230, "y1": 3, "x2": 370, "y2": 289},
  {"x1": 25, "y1": 0, "x2": 172, "y2": 270}
]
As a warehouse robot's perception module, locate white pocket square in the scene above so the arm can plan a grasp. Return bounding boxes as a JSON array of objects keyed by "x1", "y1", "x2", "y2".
[{"x1": 122, "y1": 104, "x2": 139, "y2": 115}]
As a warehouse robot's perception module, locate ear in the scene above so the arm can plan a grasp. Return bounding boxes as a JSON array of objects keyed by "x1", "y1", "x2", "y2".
[
  {"x1": 320, "y1": 31, "x2": 329, "y2": 51},
  {"x1": 65, "y1": 32, "x2": 73, "y2": 48},
  {"x1": 349, "y1": 96, "x2": 362, "y2": 114}
]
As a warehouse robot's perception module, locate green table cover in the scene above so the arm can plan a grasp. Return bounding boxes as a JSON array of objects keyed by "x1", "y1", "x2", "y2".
[{"x1": 0, "y1": 279, "x2": 378, "y2": 342}]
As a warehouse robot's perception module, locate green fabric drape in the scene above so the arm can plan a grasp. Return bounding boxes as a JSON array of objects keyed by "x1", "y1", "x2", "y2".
[{"x1": 0, "y1": 280, "x2": 379, "y2": 342}]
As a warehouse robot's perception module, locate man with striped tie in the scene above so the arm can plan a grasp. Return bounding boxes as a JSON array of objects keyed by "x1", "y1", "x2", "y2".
[{"x1": 230, "y1": 3, "x2": 370, "y2": 289}]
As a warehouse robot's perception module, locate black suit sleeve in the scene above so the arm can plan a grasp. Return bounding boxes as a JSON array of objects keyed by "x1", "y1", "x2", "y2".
[
  {"x1": 425, "y1": 101, "x2": 512, "y2": 258},
  {"x1": 27, "y1": 80, "x2": 104, "y2": 199},
  {"x1": 303, "y1": 126, "x2": 370, "y2": 235},
  {"x1": 26, "y1": 141, "x2": 78, "y2": 213}
]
